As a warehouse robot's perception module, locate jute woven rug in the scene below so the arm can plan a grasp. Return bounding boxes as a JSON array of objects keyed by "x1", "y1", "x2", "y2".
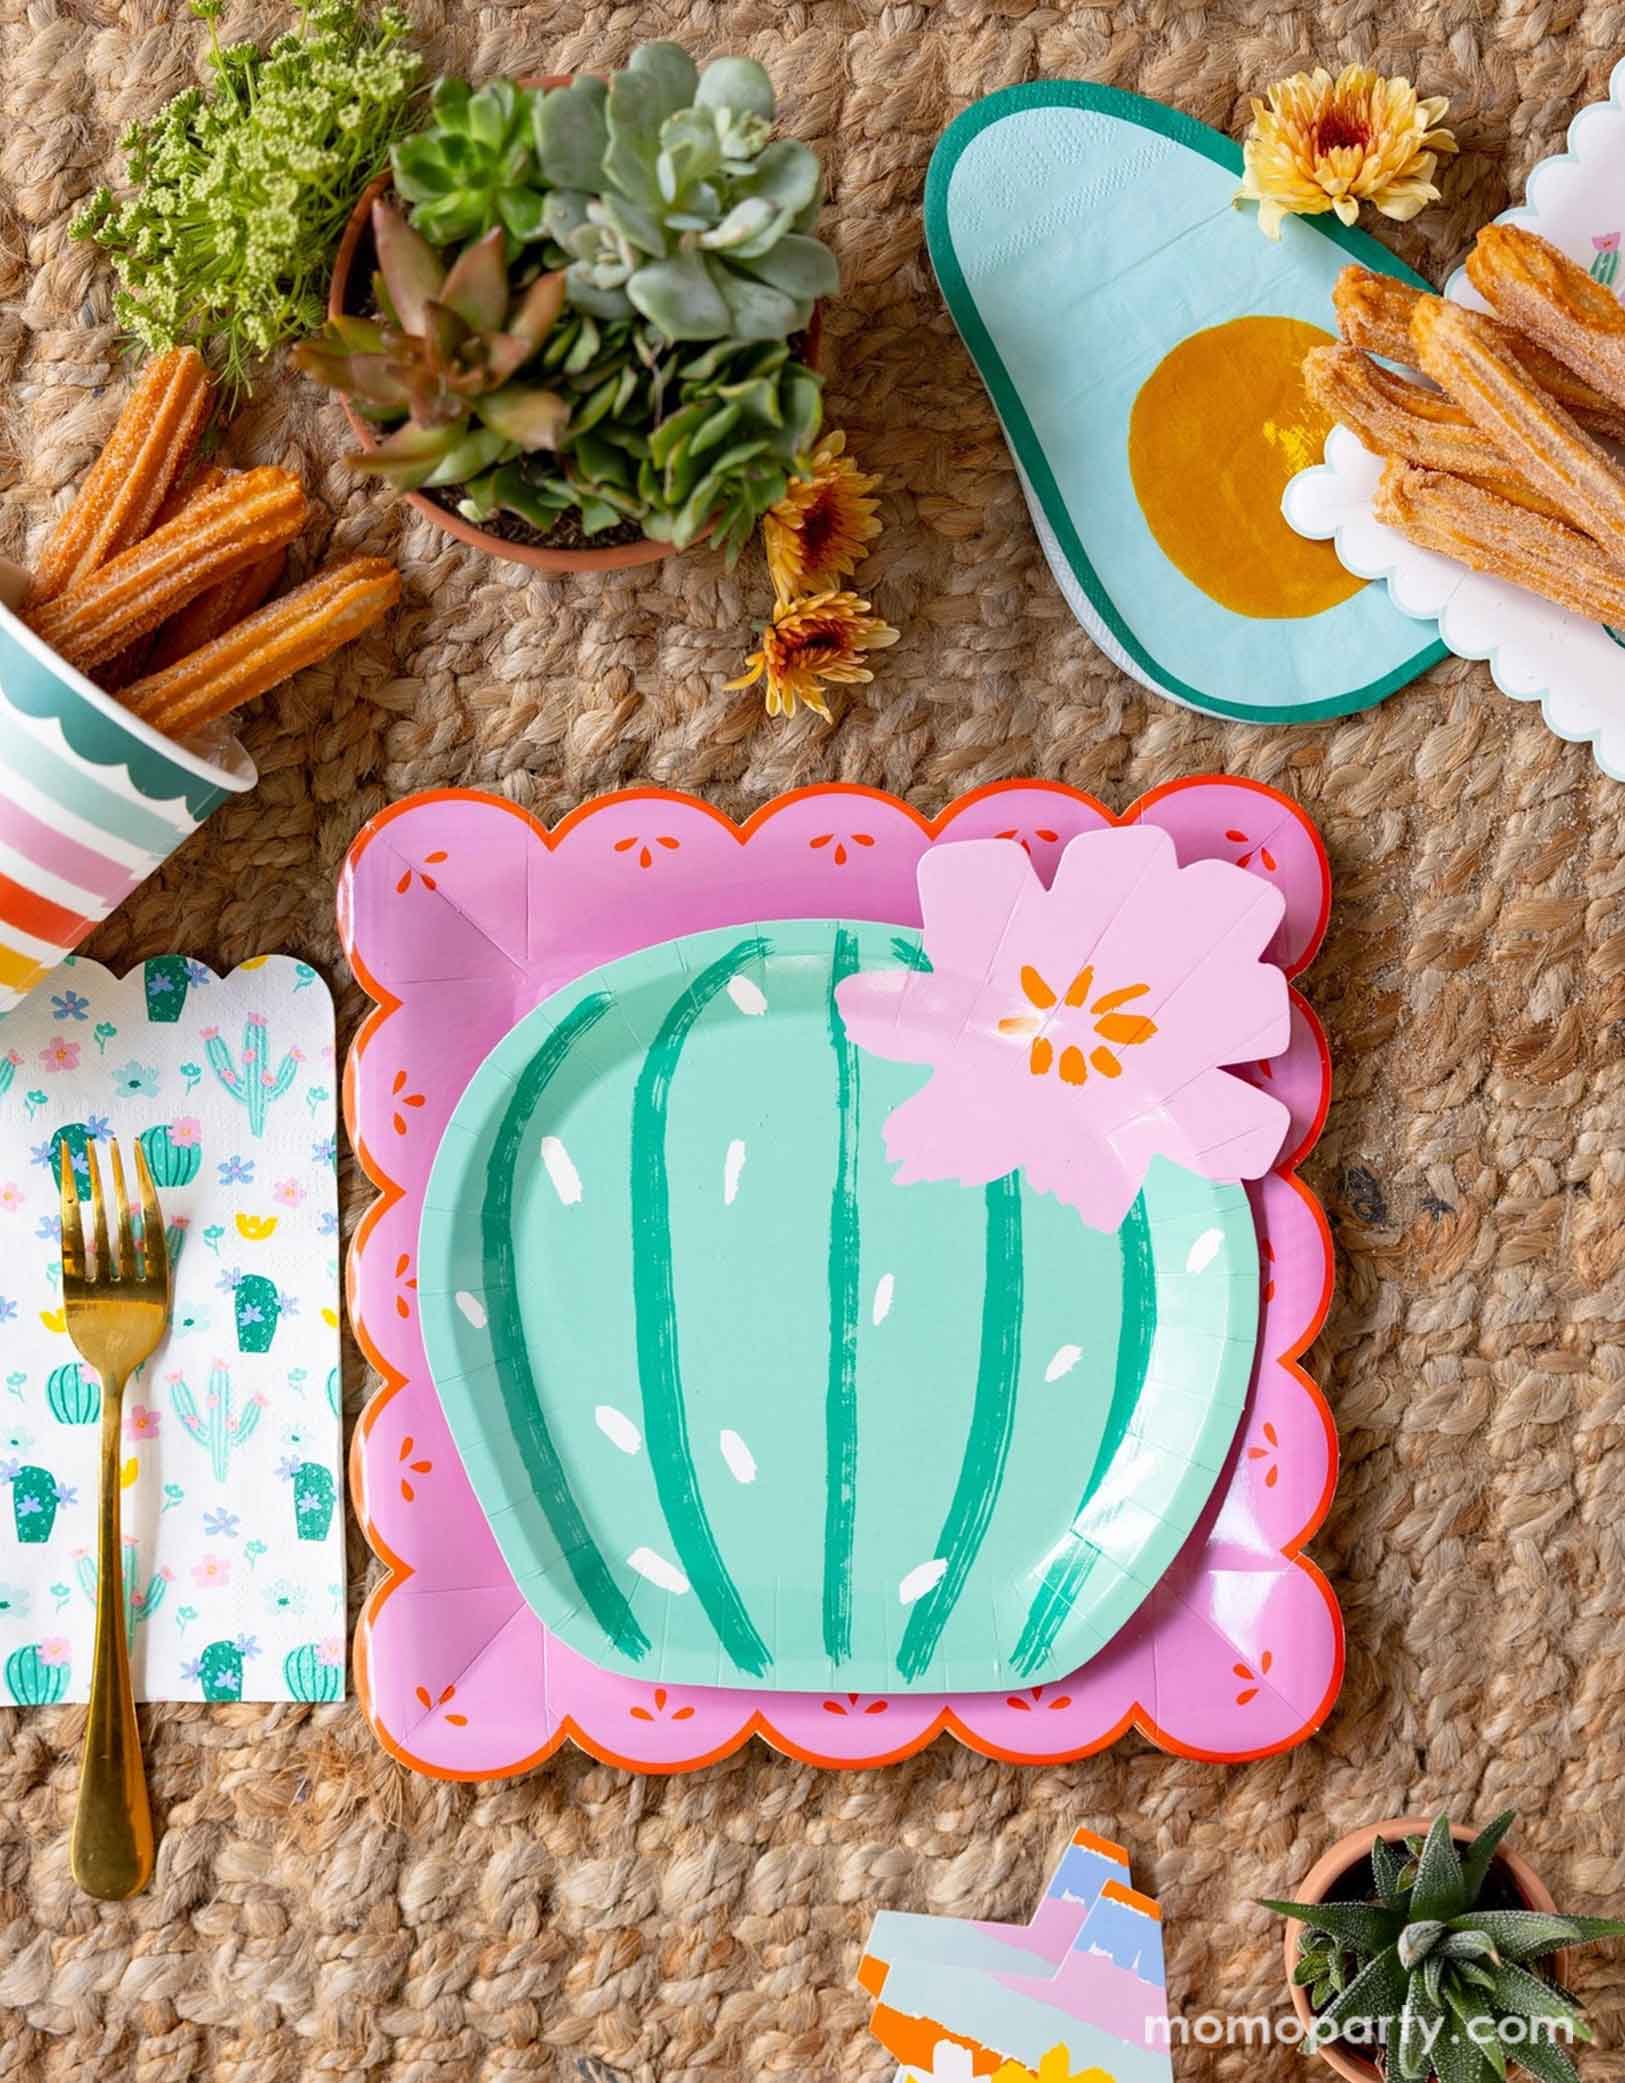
[{"x1": 3, "y1": 3, "x2": 1625, "y2": 2078}]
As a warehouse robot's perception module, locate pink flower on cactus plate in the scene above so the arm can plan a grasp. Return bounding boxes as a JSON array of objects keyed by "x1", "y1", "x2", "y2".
[
  {"x1": 172, "y1": 1117, "x2": 201, "y2": 1147},
  {"x1": 39, "y1": 1637, "x2": 69, "y2": 1665},
  {"x1": 835, "y1": 828, "x2": 1292, "y2": 1231},
  {"x1": 124, "y1": 1404, "x2": 160, "y2": 1440}
]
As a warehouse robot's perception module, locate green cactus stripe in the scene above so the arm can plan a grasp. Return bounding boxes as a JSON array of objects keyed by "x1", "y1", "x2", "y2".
[
  {"x1": 895, "y1": 1172, "x2": 1026, "y2": 1681},
  {"x1": 1010, "y1": 1189, "x2": 1157, "y2": 1675},
  {"x1": 821, "y1": 925, "x2": 862, "y2": 1662},
  {"x1": 630, "y1": 936, "x2": 773, "y2": 1678},
  {"x1": 283, "y1": 1642, "x2": 342, "y2": 1701},
  {"x1": 47, "y1": 1360, "x2": 100, "y2": 1425},
  {"x1": 139, "y1": 1122, "x2": 202, "y2": 1188},
  {"x1": 5, "y1": 1643, "x2": 68, "y2": 1705},
  {"x1": 143, "y1": 955, "x2": 191, "y2": 1022},
  {"x1": 481, "y1": 988, "x2": 651, "y2": 1661},
  {"x1": 199, "y1": 1639, "x2": 244, "y2": 1701}
]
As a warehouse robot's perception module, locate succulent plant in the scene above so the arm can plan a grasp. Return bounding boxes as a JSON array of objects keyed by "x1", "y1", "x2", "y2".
[
  {"x1": 294, "y1": 201, "x2": 570, "y2": 490},
  {"x1": 534, "y1": 42, "x2": 837, "y2": 342},
  {"x1": 1265, "y1": 1812, "x2": 1625, "y2": 2082},
  {"x1": 391, "y1": 77, "x2": 548, "y2": 253},
  {"x1": 458, "y1": 329, "x2": 822, "y2": 562}
]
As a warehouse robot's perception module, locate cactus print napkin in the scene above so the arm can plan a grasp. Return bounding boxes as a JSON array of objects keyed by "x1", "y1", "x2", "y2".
[{"x1": 0, "y1": 953, "x2": 342, "y2": 1704}]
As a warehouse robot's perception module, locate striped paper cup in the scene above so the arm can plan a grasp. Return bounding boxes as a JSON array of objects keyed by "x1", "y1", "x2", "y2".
[{"x1": 0, "y1": 601, "x2": 255, "y2": 1014}]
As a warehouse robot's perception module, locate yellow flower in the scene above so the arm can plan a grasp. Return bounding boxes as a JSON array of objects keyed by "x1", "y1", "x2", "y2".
[
  {"x1": 1237, "y1": 65, "x2": 1456, "y2": 239},
  {"x1": 763, "y1": 431, "x2": 883, "y2": 599},
  {"x1": 990, "y1": 2046, "x2": 1113, "y2": 2083},
  {"x1": 725, "y1": 590, "x2": 899, "y2": 720}
]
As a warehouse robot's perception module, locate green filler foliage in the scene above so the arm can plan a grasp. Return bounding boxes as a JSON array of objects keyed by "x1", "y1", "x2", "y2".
[{"x1": 73, "y1": 0, "x2": 421, "y2": 400}]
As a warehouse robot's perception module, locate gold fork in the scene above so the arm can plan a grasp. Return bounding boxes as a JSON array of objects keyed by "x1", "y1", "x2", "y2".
[{"x1": 59, "y1": 1137, "x2": 170, "y2": 1900}]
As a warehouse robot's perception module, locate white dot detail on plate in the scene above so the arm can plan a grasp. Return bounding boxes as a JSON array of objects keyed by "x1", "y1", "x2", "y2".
[
  {"x1": 726, "y1": 976, "x2": 768, "y2": 1016},
  {"x1": 872, "y1": 1273, "x2": 895, "y2": 1325},
  {"x1": 628, "y1": 1546, "x2": 690, "y2": 1595},
  {"x1": 454, "y1": 1291, "x2": 486, "y2": 1330},
  {"x1": 724, "y1": 1138, "x2": 747, "y2": 1206},
  {"x1": 719, "y1": 1429, "x2": 757, "y2": 1483},
  {"x1": 595, "y1": 1405, "x2": 641, "y2": 1454},
  {"x1": 1044, "y1": 1344, "x2": 1083, "y2": 1383},
  {"x1": 541, "y1": 1134, "x2": 582, "y2": 1205},
  {"x1": 1186, "y1": 1227, "x2": 1225, "y2": 1274},
  {"x1": 899, "y1": 1558, "x2": 948, "y2": 1605}
]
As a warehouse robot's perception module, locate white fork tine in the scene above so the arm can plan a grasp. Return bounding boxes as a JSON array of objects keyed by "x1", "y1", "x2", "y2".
[
  {"x1": 109, "y1": 1142, "x2": 136, "y2": 1284},
  {"x1": 83, "y1": 1140, "x2": 111, "y2": 1284}
]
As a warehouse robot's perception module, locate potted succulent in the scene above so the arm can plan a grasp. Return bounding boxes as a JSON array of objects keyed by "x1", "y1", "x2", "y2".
[
  {"x1": 299, "y1": 44, "x2": 835, "y2": 574},
  {"x1": 1265, "y1": 1811, "x2": 1625, "y2": 2083}
]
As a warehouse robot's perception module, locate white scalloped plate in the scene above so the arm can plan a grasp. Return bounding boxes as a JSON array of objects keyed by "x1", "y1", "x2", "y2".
[{"x1": 1282, "y1": 56, "x2": 1625, "y2": 782}]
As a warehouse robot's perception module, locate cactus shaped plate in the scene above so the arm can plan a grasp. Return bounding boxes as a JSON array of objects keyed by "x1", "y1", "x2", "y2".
[
  {"x1": 417, "y1": 889, "x2": 1271, "y2": 1696},
  {"x1": 343, "y1": 781, "x2": 1341, "y2": 1769}
]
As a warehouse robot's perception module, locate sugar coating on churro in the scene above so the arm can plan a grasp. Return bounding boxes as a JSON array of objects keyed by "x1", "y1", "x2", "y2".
[
  {"x1": 1468, "y1": 224, "x2": 1625, "y2": 420},
  {"x1": 126, "y1": 556, "x2": 400, "y2": 734},
  {"x1": 1334, "y1": 263, "x2": 1625, "y2": 443},
  {"x1": 147, "y1": 545, "x2": 287, "y2": 672},
  {"x1": 23, "y1": 465, "x2": 308, "y2": 673},
  {"x1": 1374, "y1": 460, "x2": 1625, "y2": 625},
  {"x1": 1303, "y1": 344, "x2": 1568, "y2": 520},
  {"x1": 149, "y1": 463, "x2": 232, "y2": 535},
  {"x1": 30, "y1": 348, "x2": 213, "y2": 605},
  {"x1": 1411, "y1": 299, "x2": 1625, "y2": 559}
]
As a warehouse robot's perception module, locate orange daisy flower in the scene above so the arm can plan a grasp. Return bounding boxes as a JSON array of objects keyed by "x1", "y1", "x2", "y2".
[
  {"x1": 725, "y1": 590, "x2": 900, "y2": 720},
  {"x1": 763, "y1": 431, "x2": 883, "y2": 600}
]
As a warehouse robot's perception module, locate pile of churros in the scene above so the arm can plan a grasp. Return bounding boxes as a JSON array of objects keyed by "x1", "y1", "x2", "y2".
[
  {"x1": 1305, "y1": 225, "x2": 1625, "y2": 626},
  {"x1": 17, "y1": 347, "x2": 400, "y2": 744}
]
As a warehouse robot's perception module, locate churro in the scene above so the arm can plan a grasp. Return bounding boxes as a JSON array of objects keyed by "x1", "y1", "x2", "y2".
[
  {"x1": 1468, "y1": 223, "x2": 1625, "y2": 418},
  {"x1": 147, "y1": 546, "x2": 286, "y2": 672},
  {"x1": 30, "y1": 348, "x2": 213, "y2": 604},
  {"x1": 124, "y1": 557, "x2": 400, "y2": 734},
  {"x1": 24, "y1": 466, "x2": 307, "y2": 673},
  {"x1": 1303, "y1": 344, "x2": 1567, "y2": 519},
  {"x1": 1333, "y1": 263, "x2": 1625, "y2": 443},
  {"x1": 1374, "y1": 461, "x2": 1625, "y2": 624},
  {"x1": 1410, "y1": 299, "x2": 1625, "y2": 559},
  {"x1": 107, "y1": 467, "x2": 241, "y2": 683},
  {"x1": 150, "y1": 463, "x2": 231, "y2": 532}
]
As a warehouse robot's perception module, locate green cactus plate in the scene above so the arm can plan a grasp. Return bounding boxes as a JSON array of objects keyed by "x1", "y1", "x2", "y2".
[{"x1": 418, "y1": 921, "x2": 1260, "y2": 1693}]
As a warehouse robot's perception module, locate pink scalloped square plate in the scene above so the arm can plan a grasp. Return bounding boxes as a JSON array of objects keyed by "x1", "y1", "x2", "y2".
[{"x1": 339, "y1": 780, "x2": 1340, "y2": 1777}]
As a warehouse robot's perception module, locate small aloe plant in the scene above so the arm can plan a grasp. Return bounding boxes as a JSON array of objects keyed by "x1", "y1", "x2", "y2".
[{"x1": 1265, "y1": 1812, "x2": 1625, "y2": 2082}]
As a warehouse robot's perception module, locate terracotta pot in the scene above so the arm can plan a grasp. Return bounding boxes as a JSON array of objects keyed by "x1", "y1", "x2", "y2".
[
  {"x1": 1282, "y1": 1818, "x2": 1570, "y2": 2083},
  {"x1": 326, "y1": 74, "x2": 822, "y2": 576}
]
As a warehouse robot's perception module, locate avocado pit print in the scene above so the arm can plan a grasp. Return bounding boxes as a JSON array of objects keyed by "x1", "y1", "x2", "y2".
[
  {"x1": 923, "y1": 82, "x2": 1447, "y2": 721},
  {"x1": 417, "y1": 825, "x2": 1292, "y2": 1695}
]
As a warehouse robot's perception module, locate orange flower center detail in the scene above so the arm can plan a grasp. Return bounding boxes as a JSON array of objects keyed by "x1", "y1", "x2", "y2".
[
  {"x1": 1313, "y1": 109, "x2": 1370, "y2": 154},
  {"x1": 997, "y1": 963, "x2": 1157, "y2": 1086}
]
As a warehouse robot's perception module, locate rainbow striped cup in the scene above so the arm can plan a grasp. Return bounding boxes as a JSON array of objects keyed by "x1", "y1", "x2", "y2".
[{"x1": 0, "y1": 602, "x2": 255, "y2": 1014}]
